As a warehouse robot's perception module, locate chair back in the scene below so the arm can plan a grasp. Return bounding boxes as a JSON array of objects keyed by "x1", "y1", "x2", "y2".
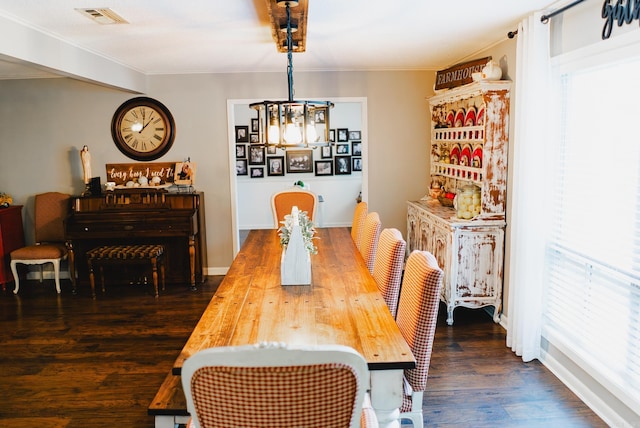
[
  {"x1": 372, "y1": 228, "x2": 406, "y2": 318},
  {"x1": 181, "y1": 343, "x2": 369, "y2": 428},
  {"x1": 34, "y1": 192, "x2": 70, "y2": 243},
  {"x1": 358, "y1": 212, "x2": 381, "y2": 273},
  {"x1": 395, "y1": 250, "x2": 443, "y2": 392},
  {"x1": 271, "y1": 188, "x2": 318, "y2": 229},
  {"x1": 350, "y1": 201, "x2": 368, "y2": 249}
]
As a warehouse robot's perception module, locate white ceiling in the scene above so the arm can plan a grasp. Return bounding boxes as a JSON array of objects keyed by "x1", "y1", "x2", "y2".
[{"x1": 0, "y1": 0, "x2": 557, "y2": 79}]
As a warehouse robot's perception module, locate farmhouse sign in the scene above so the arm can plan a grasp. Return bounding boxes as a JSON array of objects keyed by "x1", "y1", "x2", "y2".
[
  {"x1": 105, "y1": 162, "x2": 176, "y2": 186},
  {"x1": 435, "y1": 57, "x2": 491, "y2": 90}
]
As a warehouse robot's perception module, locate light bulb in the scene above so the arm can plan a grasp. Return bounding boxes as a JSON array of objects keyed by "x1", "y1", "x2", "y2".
[
  {"x1": 284, "y1": 123, "x2": 302, "y2": 144},
  {"x1": 306, "y1": 124, "x2": 318, "y2": 142},
  {"x1": 268, "y1": 124, "x2": 280, "y2": 145}
]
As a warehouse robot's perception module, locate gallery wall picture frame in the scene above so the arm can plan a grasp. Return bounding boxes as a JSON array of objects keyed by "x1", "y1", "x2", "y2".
[
  {"x1": 336, "y1": 143, "x2": 349, "y2": 155},
  {"x1": 351, "y1": 141, "x2": 362, "y2": 156},
  {"x1": 251, "y1": 118, "x2": 259, "y2": 133},
  {"x1": 250, "y1": 133, "x2": 259, "y2": 144},
  {"x1": 348, "y1": 130, "x2": 361, "y2": 141},
  {"x1": 235, "y1": 125, "x2": 249, "y2": 143},
  {"x1": 314, "y1": 110, "x2": 326, "y2": 124},
  {"x1": 267, "y1": 145, "x2": 277, "y2": 155},
  {"x1": 267, "y1": 156, "x2": 285, "y2": 176},
  {"x1": 337, "y1": 128, "x2": 349, "y2": 142},
  {"x1": 236, "y1": 144, "x2": 247, "y2": 159},
  {"x1": 315, "y1": 160, "x2": 333, "y2": 176},
  {"x1": 335, "y1": 156, "x2": 352, "y2": 175},
  {"x1": 249, "y1": 146, "x2": 265, "y2": 165},
  {"x1": 250, "y1": 167, "x2": 264, "y2": 178},
  {"x1": 329, "y1": 129, "x2": 336, "y2": 142},
  {"x1": 286, "y1": 149, "x2": 314, "y2": 173},
  {"x1": 236, "y1": 159, "x2": 248, "y2": 176},
  {"x1": 321, "y1": 145, "x2": 332, "y2": 159},
  {"x1": 352, "y1": 157, "x2": 363, "y2": 172}
]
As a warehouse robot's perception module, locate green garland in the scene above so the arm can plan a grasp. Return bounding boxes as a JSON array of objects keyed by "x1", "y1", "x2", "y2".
[{"x1": 278, "y1": 210, "x2": 318, "y2": 254}]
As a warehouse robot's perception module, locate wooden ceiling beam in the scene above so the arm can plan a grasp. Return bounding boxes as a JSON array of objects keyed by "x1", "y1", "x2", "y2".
[{"x1": 264, "y1": 0, "x2": 307, "y2": 53}]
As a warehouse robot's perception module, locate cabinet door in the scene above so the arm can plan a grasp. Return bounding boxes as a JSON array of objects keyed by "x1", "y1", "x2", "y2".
[
  {"x1": 406, "y1": 206, "x2": 421, "y2": 254},
  {"x1": 453, "y1": 227, "x2": 504, "y2": 300}
]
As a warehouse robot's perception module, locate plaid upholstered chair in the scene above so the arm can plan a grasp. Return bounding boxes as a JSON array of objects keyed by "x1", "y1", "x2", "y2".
[
  {"x1": 358, "y1": 212, "x2": 381, "y2": 274},
  {"x1": 372, "y1": 228, "x2": 406, "y2": 318},
  {"x1": 181, "y1": 343, "x2": 378, "y2": 428},
  {"x1": 350, "y1": 201, "x2": 368, "y2": 250},
  {"x1": 395, "y1": 250, "x2": 443, "y2": 428},
  {"x1": 10, "y1": 192, "x2": 70, "y2": 294},
  {"x1": 271, "y1": 187, "x2": 318, "y2": 229}
]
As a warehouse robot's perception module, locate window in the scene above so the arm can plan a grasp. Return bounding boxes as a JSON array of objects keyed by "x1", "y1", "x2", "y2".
[{"x1": 543, "y1": 55, "x2": 640, "y2": 410}]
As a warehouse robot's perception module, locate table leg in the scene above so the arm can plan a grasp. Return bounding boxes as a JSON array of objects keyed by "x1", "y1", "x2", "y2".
[{"x1": 370, "y1": 369, "x2": 403, "y2": 428}]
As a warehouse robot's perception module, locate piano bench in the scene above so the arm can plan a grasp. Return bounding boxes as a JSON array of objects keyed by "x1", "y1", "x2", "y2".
[{"x1": 86, "y1": 245, "x2": 165, "y2": 299}]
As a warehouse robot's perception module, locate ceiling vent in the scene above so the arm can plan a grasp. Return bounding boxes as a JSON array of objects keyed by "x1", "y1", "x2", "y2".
[{"x1": 75, "y1": 8, "x2": 128, "y2": 25}]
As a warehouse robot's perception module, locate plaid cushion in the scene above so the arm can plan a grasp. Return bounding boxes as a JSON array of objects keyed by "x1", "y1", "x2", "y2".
[
  {"x1": 372, "y1": 228, "x2": 406, "y2": 318},
  {"x1": 190, "y1": 363, "x2": 359, "y2": 428},
  {"x1": 350, "y1": 202, "x2": 368, "y2": 249},
  {"x1": 358, "y1": 212, "x2": 381, "y2": 273},
  {"x1": 86, "y1": 245, "x2": 164, "y2": 260},
  {"x1": 395, "y1": 250, "x2": 443, "y2": 412}
]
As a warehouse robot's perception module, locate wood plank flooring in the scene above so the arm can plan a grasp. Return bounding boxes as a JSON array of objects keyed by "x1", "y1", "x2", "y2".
[{"x1": 0, "y1": 277, "x2": 605, "y2": 427}]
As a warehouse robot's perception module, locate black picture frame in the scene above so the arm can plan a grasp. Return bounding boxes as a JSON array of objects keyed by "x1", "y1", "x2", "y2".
[
  {"x1": 236, "y1": 159, "x2": 248, "y2": 176},
  {"x1": 352, "y1": 157, "x2": 362, "y2": 172},
  {"x1": 314, "y1": 110, "x2": 326, "y2": 124},
  {"x1": 286, "y1": 150, "x2": 313, "y2": 173},
  {"x1": 235, "y1": 125, "x2": 249, "y2": 143},
  {"x1": 249, "y1": 146, "x2": 265, "y2": 165},
  {"x1": 329, "y1": 129, "x2": 336, "y2": 142},
  {"x1": 250, "y1": 133, "x2": 259, "y2": 144},
  {"x1": 348, "y1": 130, "x2": 361, "y2": 141},
  {"x1": 335, "y1": 156, "x2": 351, "y2": 175},
  {"x1": 236, "y1": 144, "x2": 247, "y2": 159},
  {"x1": 351, "y1": 141, "x2": 362, "y2": 156},
  {"x1": 267, "y1": 156, "x2": 285, "y2": 176},
  {"x1": 337, "y1": 128, "x2": 349, "y2": 142},
  {"x1": 336, "y1": 143, "x2": 349, "y2": 155},
  {"x1": 250, "y1": 167, "x2": 264, "y2": 178},
  {"x1": 251, "y1": 118, "x2": 259, "y2": 132},
  {"x1": 314, "y1": 160, "x2": 333, "y2": 176},
  {"x1": 267, "y1": 145, "x2": 277, "y2": 155},
  {"x1": 320, "y1": 145, "x2": 332, "y2": 159}
]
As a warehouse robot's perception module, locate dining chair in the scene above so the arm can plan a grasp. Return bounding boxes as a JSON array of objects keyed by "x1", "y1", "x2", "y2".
[
  {"x1": 372, "y1": 228, "x2": 406, "y2": 318},
  {"x1": 358, "y1": 211, "x2": 381, "y2": 273},
  {"x1": 10, "y1": 192, "x2": 71, "y2": 294},
  {"x1": 395, "y1": 250, "x2": 444, "y2": 428},
  {"x1": 271, "y1": 187, "x2": 318, "y2": 229},
  {"x1": 350, "y1": 201, "x2": 368, "y2": 250},
  {"x1": 181, "y1": 342, "x2": 377, "y2": 428}
]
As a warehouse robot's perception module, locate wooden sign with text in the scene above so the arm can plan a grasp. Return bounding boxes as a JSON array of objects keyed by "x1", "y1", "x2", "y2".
[
  {"x1": 105, "y1": 162, "x2": 176, "y2": 186},
  {"x1": 435, "y1": 57, "x2": 491, "y2": 90}
]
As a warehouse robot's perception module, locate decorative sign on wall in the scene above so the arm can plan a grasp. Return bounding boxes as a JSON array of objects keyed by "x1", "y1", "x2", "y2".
[
  {"x1": 601, "y1": 0, "x2": 640, "y2": 39},
  {"x1": 435, "y1": 57, "x2": 491, "y2": 90},
  {"x1": 105, "y1": 162, "x2": 176, "y2": 186}
]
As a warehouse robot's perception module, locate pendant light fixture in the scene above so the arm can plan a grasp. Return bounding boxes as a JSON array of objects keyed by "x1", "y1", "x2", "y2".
[{"x1": 250, "y1": 0, "x2": 333, "y2": 149}]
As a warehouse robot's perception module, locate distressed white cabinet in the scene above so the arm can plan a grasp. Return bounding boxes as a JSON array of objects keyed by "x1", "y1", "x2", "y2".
[{"x1": 407, "y1": 81, "x2": 510, "y2": 325}]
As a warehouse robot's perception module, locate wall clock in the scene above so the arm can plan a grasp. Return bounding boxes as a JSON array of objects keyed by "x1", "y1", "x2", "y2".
[{"x1": 111, "y1": 97, "x2": 176, "y2": 161}]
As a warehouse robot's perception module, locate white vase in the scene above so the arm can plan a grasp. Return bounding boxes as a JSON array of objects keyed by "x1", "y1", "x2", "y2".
[{"x1": 280, "y1": 209, "x2": 312, "y2": 285}]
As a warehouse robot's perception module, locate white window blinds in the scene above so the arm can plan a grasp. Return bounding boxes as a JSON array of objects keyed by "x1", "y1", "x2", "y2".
[{"x1": 543, "y1": 57, "x2": 640, "y2": 410}]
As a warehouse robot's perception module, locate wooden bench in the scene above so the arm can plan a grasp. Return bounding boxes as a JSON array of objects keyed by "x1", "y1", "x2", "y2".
[
  {"x1": 148, "y1": 372, "x2": 190, "y2": 428},
  {"x1": 86, "y1": 244, "x2": 165, "y2": 298}
]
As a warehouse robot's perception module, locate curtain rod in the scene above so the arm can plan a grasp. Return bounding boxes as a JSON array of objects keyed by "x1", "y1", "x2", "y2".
[{"x1": 507, "y1": 0, "x2": 586, "y2": 37}]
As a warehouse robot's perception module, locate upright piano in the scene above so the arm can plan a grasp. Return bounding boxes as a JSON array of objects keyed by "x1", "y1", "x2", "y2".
[{"x1": 65, "y1": 190, "x2": 206, "y2": 291}]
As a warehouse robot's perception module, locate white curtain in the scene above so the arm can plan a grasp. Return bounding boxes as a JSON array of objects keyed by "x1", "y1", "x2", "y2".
[{"x1": 505, "y1": 12, "x2": 552, "y2": 362}]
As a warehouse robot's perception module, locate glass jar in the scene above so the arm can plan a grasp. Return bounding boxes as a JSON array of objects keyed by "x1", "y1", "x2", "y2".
[{"x1": 456, "y1": 184, "x2": 481, "y2": 219}]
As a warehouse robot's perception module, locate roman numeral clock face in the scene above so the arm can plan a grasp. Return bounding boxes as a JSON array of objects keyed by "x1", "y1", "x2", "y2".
[{"x1": 111, "y1": 97, "x2": 176, "y2": 161}]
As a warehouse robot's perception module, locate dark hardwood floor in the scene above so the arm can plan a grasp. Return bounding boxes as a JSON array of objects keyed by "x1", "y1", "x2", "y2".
[{"x1": 1, "y1": 277, "x2": 605, "y2": 427}]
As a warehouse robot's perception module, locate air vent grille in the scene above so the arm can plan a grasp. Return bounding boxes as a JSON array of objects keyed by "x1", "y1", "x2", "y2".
[{"x1": 75, "y1": 8, "x2": 128, "y2": 25}]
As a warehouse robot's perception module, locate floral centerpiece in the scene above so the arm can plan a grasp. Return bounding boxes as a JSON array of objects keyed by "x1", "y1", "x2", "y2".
[{"x1": 278, "y1": 209, "x2": 318, "y2": 254}]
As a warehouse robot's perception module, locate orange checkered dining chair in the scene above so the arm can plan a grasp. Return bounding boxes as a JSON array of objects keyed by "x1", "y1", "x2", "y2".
[
  {"x1": 181, "y1": 343, "x2": 377, "y2": 428},
  {"x1": 358, "y1": 212, "x2": 381, "y2": 274},
  {"x1": 395, "y1": 250, "x2": 443, "y2": 428},
  {"x1": 271, "y1": 187, "x2": 318, "y2": 229},
  {"x1": 350, "y1": 201, "x2": 368, "y2": 250},
  {"x1": 372, "y1": 228, "x2": 406, "y2": 318}
]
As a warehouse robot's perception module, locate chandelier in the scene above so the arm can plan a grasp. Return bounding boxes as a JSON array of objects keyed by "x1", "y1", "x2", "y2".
[{"x1": 250, "y1": 0, "x2": 333, "y2": 149}]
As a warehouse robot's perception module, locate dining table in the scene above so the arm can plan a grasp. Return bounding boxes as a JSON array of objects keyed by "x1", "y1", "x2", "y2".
[{"x1": 173, "y1": 227, "x2": 415, "y2": 427}]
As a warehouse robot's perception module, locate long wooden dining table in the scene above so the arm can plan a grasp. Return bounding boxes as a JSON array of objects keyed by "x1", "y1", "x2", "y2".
[{"x1": 173, "y1": 227, "x2": 415, "y2": 427}]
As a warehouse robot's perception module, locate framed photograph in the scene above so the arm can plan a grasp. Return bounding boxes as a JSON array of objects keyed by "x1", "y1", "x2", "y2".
[
  {"x1": 351, "y1": 141, "x2": 362, "y2": 156},
  {"x1": 267, "y1": 156, "x2": 285, "y2": 176},
  {"x1": 251, "y1": 118, "x2": 259, "y2": 133},
  {"x1": 267, "y1": 145, "x2": 277, "y2": 155},
  {"x1": 336, "y1": 143, "x2": 349, "y2": 155},
  {"x1": 314, "y1": 110, "x2": 326, "y2": 124},
  {"x1": 249, "y1": 146, "x2": 265, "y2": 165},
  {"x1": 335, "y1": 156, "x2": 351, "y2": 175},
  {"x1": 250, "y1": 133, "x2": 259, "y2": 144},
  {"x1": 250, "y1": 167, "x2": 264, "y2": 178},
  {"x1": 320, "y1": 145, "x2": 332, "y2": 159},
  {"x1": 235, "y1": 125, "x2": 249, "y2": 143},
  {"x1": 348, "y1": 130, "x2": 361, "y2": 141},
  {"x1": 175, "y1": 161, "x2": 196, "y2": 185},
  {"x1": 329, "y1": 129, "x2": 336, "y2": 142},
  {"x1": 236, "y1": 159, "x2": 248, "y2": 176},
  {"x1": 352, "y1": 157, "x2": 362, "y2": 172},
  {"x1": 315, "y1": 160, "x2": 333, "y2": 176},
  {"x1": 236, "y1": 144, "x2": 246, "y2": 159},
  {"x1": 337, "y1": 128, "x2": 349, "y2": 142},
  {"x1": 286, "y1": 150, "x2": 313, "y2": 173}
]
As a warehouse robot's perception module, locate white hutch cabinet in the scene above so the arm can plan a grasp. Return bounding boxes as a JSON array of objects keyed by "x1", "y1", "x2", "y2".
[{"x1": 407, "y1": 80, "x2": 510, "y2": 325}]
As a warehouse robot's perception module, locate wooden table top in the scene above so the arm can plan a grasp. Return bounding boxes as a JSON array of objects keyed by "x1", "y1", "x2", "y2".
[{"x1": 173, "y1": 227, "x2": 415, "y2": 373}]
